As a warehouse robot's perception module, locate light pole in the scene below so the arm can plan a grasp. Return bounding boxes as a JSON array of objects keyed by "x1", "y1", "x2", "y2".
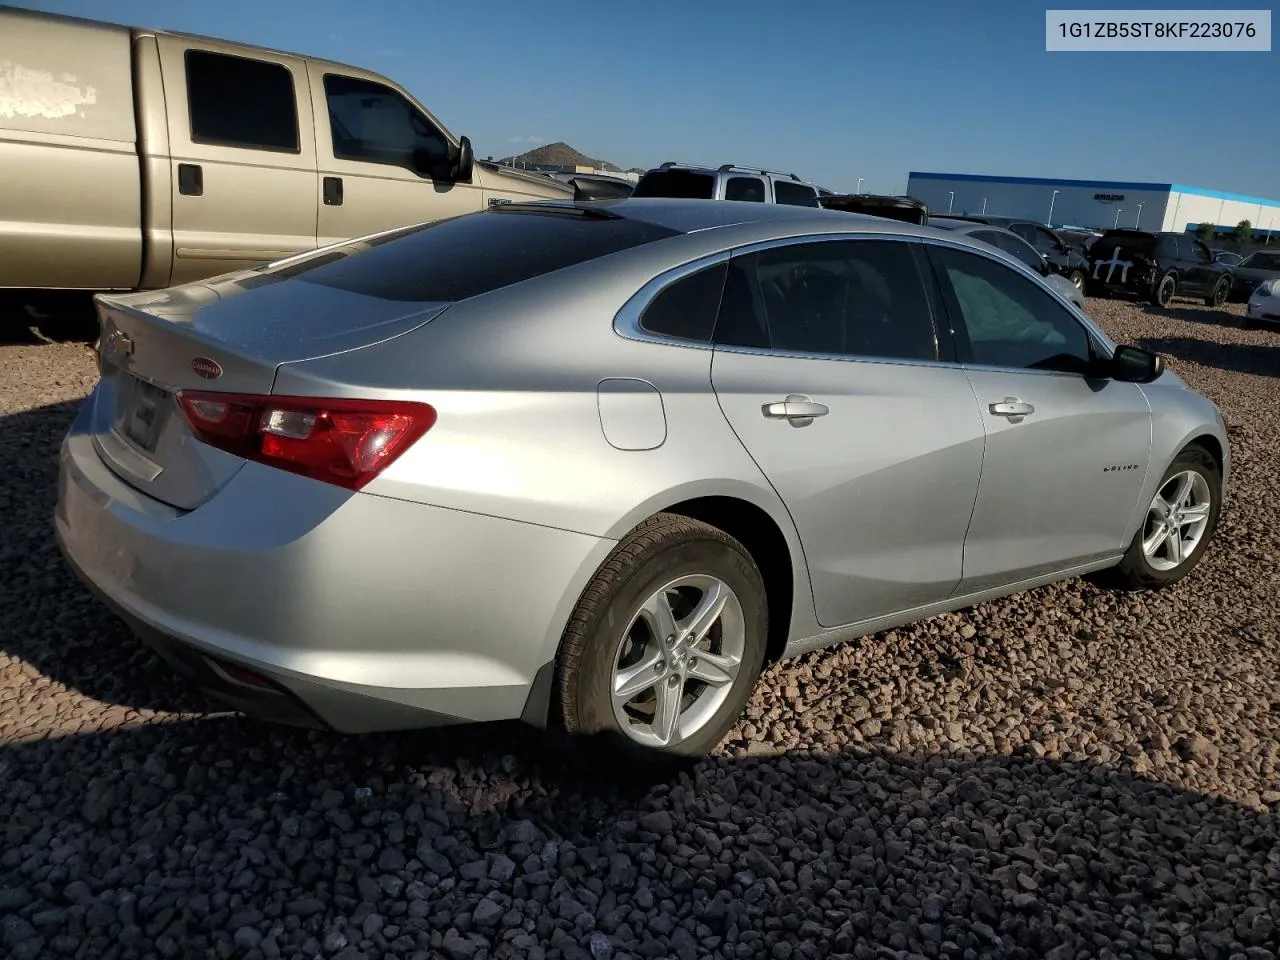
[
  {"x1": 948, "y1": 191, "x2": 954, "y2": 213},
  {"x1": 981, "y1": 197, "x2": 988, "y2": 214},
  {"x1": 1114, "y1": 208, "x2": 1123, "y2": 228},
  {"x1": 856, "y1": 178, "x2": 864, "y2": 194},
  {"x1": 1048, "y1": 189, "x2": 1059, "y2": 226},
  {"x1": 1135, "y1": 203, "x2": 1144, "y2": 228}
]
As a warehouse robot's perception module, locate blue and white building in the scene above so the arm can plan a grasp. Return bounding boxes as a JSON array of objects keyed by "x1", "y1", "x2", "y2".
[{"x1": 906, "y1": 172, "x2": 1280, "y2": 239}]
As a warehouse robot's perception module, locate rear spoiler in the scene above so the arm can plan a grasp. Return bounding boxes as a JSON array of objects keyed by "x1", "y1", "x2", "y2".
[
  {"x1": 818, "y1": 193, "x2": 929, "y2": 225},
  {"x1": 568, "y1": 176, "x2": 635, "y2": 202}
]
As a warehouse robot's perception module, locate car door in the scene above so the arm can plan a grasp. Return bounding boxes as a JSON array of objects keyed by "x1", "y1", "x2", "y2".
[
  {"x1": 1185, "y1": 237, "x2": 1218, "y2": 294},
  {"x1": 925, "y1": 242, "x2": 1153, "y2": 593},
  {"x1": 709, "y1": 236, "x2": 987, "y2": 628},
  {"x1": 308, "y1": 64, "x2": 482, "y2": 247},
  {"x1": 155, "y1": 37, "x2": 319, "y2": 284}
]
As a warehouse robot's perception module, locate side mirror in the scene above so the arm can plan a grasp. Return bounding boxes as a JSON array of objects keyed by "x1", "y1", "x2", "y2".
[
  {"x1": 1109, "y1": 344, "x2": 1164, "y2": 383},
  {"x1": 452, "y1": 135, "x2": 474, "y2": 184}
]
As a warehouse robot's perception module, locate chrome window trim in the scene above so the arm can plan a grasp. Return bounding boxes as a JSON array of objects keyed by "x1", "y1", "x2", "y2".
[
  {"x1": 612, "y1": 250, "x2": 730, "y2": 351},
  {"x1": 611, "y1": 229, "x2": 1117, "y2": 372}
]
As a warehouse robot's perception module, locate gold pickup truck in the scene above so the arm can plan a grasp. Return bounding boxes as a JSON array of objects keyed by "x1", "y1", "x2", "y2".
[{"x1": 0, "y1": 5, "x2": 572, "y2": 293}]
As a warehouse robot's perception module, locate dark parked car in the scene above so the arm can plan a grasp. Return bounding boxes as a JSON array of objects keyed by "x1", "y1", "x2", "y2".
[
  {"x1": 1087, "y1": 230, "x2": 1234, "y2": 308},
  {"x1": 1056, "y1": 227, "x2": 1102, "y2": 257},
  {"x1": 1228, "y1": 249, "x2": 1280, "y2": 301},
  {"x1": 817, "y1": 193, "x2": 929, "y2": 224},
  {"x1": 943, "y1": 215, "x2": 1090, "y2": 293}
]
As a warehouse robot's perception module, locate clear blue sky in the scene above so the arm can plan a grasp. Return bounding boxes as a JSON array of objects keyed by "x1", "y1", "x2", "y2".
[{"x1": 17, "y1": 0, "x2": 1280, "y2": 198}]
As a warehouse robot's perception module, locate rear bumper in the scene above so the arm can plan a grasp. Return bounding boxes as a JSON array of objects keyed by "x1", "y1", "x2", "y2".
[{"x1": 55, "y1": 401, "x2": 614, "y2": 733}]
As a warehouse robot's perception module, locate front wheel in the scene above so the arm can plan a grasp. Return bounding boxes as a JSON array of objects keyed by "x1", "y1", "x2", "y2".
[
  {"x1": 1206, "y1": 276, "x2": 1230, "y2": 307},
  {"x1": 1102, "y1": 446, "x2": 1222, "y2": 591},
  {"x1": 554, "y1": 514, "x2": 767, "y2": 761}
]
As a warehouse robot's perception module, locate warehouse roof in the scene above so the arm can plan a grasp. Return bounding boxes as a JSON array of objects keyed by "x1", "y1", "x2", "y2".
[{"x1": 908, "y1": 172, "x2": 1280, "y2": 209}]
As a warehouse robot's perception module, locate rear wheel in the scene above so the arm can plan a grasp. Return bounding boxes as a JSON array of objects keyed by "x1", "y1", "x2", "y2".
[
  {"x1": 1102, "y1": 446, "x2": 1221, "y2": 590},
  {"x1": 555, "y1": 514, "x2": 767, "y2": 761},
  {"x1": 1206, "y1": 276, "x2": 1231, "y2": 307},
  {"x1": 1152, "y1": 272, "x2": 1177, "y2": 307},
  {"x1": 1068, "y1": 269, "x2": 1086, "y2": 293}
]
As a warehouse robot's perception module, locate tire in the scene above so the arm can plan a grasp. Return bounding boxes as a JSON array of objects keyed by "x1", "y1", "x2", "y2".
[
  {"x1": 1068, "y1": 270, "x2": 1086, "y2": 293},
  {"x1": 1206, "y1": 276, "x2": 1230, "y2": 307},
  {"x1": 1102, "y1": 446, "x2": 1222, "y2": 591},
  {"x1": 555, "y1": 513, "x2": 767, "y2": 762},
  {"x1": 1151, "y1": 272, "x2": 1177, "y2": 307}
]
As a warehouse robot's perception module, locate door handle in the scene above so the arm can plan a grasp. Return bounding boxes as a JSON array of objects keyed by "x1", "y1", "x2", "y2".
[
  {"x1": 323, "y1": 176, "x2": 343, "y2": 206},
  {"x1": 989, "y1": 397, "x2": 1035, "y2": 421},
  {"x1": 761, "y1": 394, "x2": 829, "y2": 427},
  {"x1": 177, "y1": 163, "x2": 203, "y2": 197}
]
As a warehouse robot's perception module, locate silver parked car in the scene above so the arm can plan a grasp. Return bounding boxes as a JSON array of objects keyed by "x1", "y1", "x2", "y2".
[{"x1": 57, "y1": 199, "x2": 1229, "y2": 759}]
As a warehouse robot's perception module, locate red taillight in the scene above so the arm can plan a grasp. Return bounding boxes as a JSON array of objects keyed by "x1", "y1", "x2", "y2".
[{"x1": 177, "y1": 391, "x2": 436, "y2": 491}]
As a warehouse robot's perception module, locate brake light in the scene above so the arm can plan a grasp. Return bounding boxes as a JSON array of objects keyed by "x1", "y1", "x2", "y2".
[{"x1": 177, "y1": 391, "x2": 436, "y2": 491}]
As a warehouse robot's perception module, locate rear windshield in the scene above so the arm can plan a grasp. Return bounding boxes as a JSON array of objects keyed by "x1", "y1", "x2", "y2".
[
  {"x1": 1093, "y1": 231, "x2": 1155, "y2": 254},
  {"x1": 280, "y1": 208, "x2": 680, "y2": 302},
  {"x1": 633, "y1": 170, "x2": 716, "y2": 199}
]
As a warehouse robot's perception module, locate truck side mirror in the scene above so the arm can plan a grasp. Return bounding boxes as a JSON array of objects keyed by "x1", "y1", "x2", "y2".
[{"x1": 452, "y1": 136, "x2": 474, "y2": 184}]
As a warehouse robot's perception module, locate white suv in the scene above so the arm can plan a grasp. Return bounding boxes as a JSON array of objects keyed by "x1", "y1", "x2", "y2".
[{"x1": 632, "y1": 162, "x2": 833, "y2": 207}]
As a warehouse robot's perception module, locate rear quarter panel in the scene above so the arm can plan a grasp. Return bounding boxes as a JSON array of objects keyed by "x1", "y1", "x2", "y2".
[
  {"x1": 0, "y1": 9, "x2": 142, "y2": 288},
  {"x1": 270, "y1": 232, "x2": 819, "y2": 642}
]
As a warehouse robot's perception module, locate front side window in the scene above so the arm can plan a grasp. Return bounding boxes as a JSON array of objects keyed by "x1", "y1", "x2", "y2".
[
  {"x1": 185, "y1": 50, "x2": 299, "y2": 152},
  {"x1": 1190, "y1": 239, "x2": 1213, "y2": 264},
  {"x1": 774, "y1": 181, "x2": 819, "y2": 207},
  {"x1": 1009, "y1": 222, "x2": 1038, "y2": 245},
  {"x1": 323, "y1": 74, "x2": 451, "y2": 176},
  {"x1": 724, "y1": 177, "x2": 766, "y2": 202},
  {"x1": 932, "y1": 245, "x2": 1092, "y2": 373},
  {"x1": 639, "y1": 262, "x2": 728, "y2": 342},
  {"x1": 715, "y1": 240, "x2": 939, "y2": 362}
]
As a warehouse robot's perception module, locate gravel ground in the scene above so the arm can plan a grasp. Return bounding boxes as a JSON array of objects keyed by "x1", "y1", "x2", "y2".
[{"x1": 1, "y1": 297, "x2": 1278, "y2": 960}]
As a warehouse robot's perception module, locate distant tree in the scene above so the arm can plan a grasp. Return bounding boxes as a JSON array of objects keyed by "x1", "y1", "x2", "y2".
[
  {"x1": 1233, "y1": 219, "x2": 1255, "y2": 244},
  {"x1": 1195, "y1": 222, "x2": 1215, "y2": 242}
]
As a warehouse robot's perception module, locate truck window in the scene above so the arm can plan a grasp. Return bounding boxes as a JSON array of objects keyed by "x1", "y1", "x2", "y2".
[
  {"x1": 323, "y1": 74, "x2": 451, "y2": 177},
  {"x1": 724, "y1": 177, "x2": 766, "y2": 202},
  {"x1": 185, "y1": 50, "x2": 300, "y2": 152},
  {"x1": 773, "y1": 181, "x2": 819, "y2": 207}
]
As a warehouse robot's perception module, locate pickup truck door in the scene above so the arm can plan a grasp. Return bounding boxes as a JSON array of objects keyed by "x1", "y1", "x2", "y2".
[
  {"x1": 307, "y1": 63, "x2": 483, "y2": 246},
  {"x1": 154, "y1": 36, "x2": 319, "y2": 284}
]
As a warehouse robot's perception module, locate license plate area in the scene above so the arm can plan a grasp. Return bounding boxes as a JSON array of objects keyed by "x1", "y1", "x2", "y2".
[{"x1": 113, "y1": 374, "x2": 173, "y2": 454}]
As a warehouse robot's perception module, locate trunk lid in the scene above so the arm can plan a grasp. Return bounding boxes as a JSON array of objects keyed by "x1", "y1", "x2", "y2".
[{"x1": 88, "y1": 266, "x2": 449, "y2": 510}]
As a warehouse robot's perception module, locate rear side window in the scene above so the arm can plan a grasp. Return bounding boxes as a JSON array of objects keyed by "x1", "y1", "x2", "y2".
[
  {"x1": 639, "y1": 263, "x2": 728, "y2": 342},
  {"x1": 774, "y1": 181, "x2": 819, "y2": 207},
  {"x1": 287, "y1": 209, "x2": 681, "y2": 302},
  {"x1": 633, "y1": 170, "x2": 715, "y2": 199},
  {"x1": 724, "y1": 177, "x2": 767, "y2": 202},
  {"x1": 185, "y1": 50, "x2": 299, "y2": 152}
]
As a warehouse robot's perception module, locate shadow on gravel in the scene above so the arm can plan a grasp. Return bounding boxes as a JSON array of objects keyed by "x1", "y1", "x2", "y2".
[
  {"x1": 0, "y1": 399, "x2": 210, "y2": 716},
  {"x1": 0, "y1": 291, "x2": 99, "y2": 345},
  {"x1": 1139, "y1": 304, "x2": 1240, "y2": 328},
  {"x1": 0, "y1": 718, "x2": 1277, "y2": 960},
  {"x1": 1139, "y1": 336, "x2": 1280, "y2": 379}
]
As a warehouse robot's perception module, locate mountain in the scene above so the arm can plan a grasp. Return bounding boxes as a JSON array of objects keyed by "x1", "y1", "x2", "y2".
[{"x1": 497, "y1": 141, "x2": 640, "y2": 174}]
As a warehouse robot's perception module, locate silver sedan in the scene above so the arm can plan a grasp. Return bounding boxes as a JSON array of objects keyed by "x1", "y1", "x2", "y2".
[{"x1": 56, "y1": 199, "x2": 1230, "y2": 759}]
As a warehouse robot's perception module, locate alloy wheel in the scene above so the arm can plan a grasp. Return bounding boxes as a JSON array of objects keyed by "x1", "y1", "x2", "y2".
[
  {"x1": 1142, "y1": 470, "x2": 1213, "y2": 572},
  {"x1": 610, "y1": 574, "x2": 745, "y2": 748}
]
